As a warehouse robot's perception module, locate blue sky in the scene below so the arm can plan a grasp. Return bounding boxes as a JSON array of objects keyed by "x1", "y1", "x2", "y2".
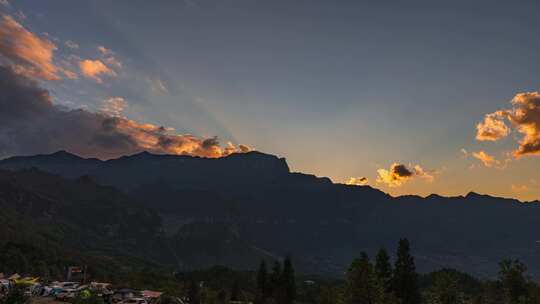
[{"x1": 2, "y1": 0, "x2": 540, "y2": 200}]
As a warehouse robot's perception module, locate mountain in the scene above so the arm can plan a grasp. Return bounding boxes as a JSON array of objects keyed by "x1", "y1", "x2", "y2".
[
  {"x1": 0, "y1": 168, "x2": 169, "y2": 279},
  {"x1": 1, "y1": 151, "x2": 540, "y2": 278}
]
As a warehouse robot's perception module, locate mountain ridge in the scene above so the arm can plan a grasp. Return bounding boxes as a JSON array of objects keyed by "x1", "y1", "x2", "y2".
[
  {"x1": 1, "y1": 150, "x2": 540, "y2": 278},
  {"x1": 2, "y1": 150, "x2": 534, "y2": 203}
]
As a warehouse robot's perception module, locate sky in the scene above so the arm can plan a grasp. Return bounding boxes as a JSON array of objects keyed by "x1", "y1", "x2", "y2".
[{"x1": 0, "y1": 0, "x2": 539, "y2": 201}]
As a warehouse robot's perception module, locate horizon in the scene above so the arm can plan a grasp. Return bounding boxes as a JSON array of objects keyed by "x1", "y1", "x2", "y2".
[
  {"x1": 0, "y1": 0, "x2": 539, "y2": 201},
  {"x1": 2, "y1": 148, "x2": 539, "y2": 203}
]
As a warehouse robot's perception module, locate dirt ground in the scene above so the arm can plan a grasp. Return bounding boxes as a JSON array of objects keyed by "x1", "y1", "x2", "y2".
[{"x1": 31, "y1": 297, "x2": 66, "y2": 304}]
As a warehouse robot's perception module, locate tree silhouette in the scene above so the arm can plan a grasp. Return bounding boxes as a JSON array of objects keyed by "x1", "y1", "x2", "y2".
[
  {"x1": 393, "y1": 239, "x2": 420, "y2": 304},
  {"x1": 375, "y1": 248, "x2": 392, "y2": 293}
]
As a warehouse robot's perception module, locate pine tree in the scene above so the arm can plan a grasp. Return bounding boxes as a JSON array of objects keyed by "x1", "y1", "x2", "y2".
[
  {"x1": 282, "y1": 256, "x2": 296, "y2": 304},
  {"x1": 392, "y1": 239, "x2": 420, "y2": 304},
  {"x1": 498, "y1": 259, "x2": 528, "y2": 304},
  {"x1": 345, "y1": 252, "x2": 385, "y2": 304},
  {"x1": 375, "y1": 248, "x2": 392, "y2": 293}
]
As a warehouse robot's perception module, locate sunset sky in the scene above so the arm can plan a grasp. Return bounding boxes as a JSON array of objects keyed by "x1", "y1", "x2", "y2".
[{"x1": 1, "y1": 0, "x2": 539, "y2": 200}]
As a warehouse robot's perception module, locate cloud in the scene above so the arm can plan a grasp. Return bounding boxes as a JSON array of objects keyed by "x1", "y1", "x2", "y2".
[
  {"x1": 65, "y1": 40, "x2": 79, "y2": 50},
  {"x1": 148, "y1": 77, "x2": 168, "y2": 94},
  {"x1": 97, "y1": 45, "x2": 122, "y2": 69},
  {"x1": 104, "y1": 56, "x2": 122, "y2": 69},
  {"x1": 97, "y1": 45, "x2": 113, "y2": 56},
  {"x1": 511, "y1": 184, "x2": 529, "y2": 193},
  {"x1": 0, "y1": 65, "x2": 250, "y2": 160},
  {"x1": 346, "y1": 177, "x2": 369, "y2": 186},
  {"x1": 476, "y1": 111, "x2": 510, "y2": 141},
  {"x1": 472, "y1": 150, "x2": 497, "y2": 167},
  {"x1": 476, "y1": 92, "x2": 540, "y2": 157},
  {"x1": 100, "y1": 97, "x2": 128, "y2": 117},
  {"x1": 0, "y1": 15, "x2": 60, "y2": 80},
  {"x1": 376, "y1": 163, "x2": 434, "y2": 187},
  {"x1": 238, "y1": 144, "x2": 251, "y2": 152},
  {"x1": 79, "y1": 59, "x2": 116, "y2": 83},
  {"x1": 62, "y1": 68, "x2": 78, "y2": 80}
]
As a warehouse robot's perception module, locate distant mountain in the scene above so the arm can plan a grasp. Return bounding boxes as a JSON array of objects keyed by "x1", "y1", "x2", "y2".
[{"x1": 1, "y1": 151, "x2": 540, "y2": 278}]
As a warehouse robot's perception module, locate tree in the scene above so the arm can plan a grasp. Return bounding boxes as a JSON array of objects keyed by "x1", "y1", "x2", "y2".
[
  {"x1": 319, "y1": 286, "x2": 345, "y2": 304},
  {"x1": 345, "y1": 252, "x2": 385, "y2": 304},
  {"x1": 498, "y1": 259, "x2": 528, "y2": 304},
  {"x1": 425, "y1": 272, "x2": 464, "y2": 304},
  {"x1": 375, "y1": 248, "x2": 392, "y2": 293},
  {"x1": 393, "y1": 239, "x2": 420, "y2": 304},
  {"x1": 0, "y1": 285, "x2": 29, "y2": 304},
  {"x1": 281, "y1": 256, "x2": 296, "y2": 304}
]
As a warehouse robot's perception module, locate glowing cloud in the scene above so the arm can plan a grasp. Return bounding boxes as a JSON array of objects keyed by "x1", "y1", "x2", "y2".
[
  {"x1": 376, "y1": 163, "x2": 433, "y2": 187},
  {"x1": 0, "y1": 15, "x2": 60, "y2": 80},
  {"x1": 472, "y1": 150, "x2": 496, "y2": 167},
  {"x1": 476, "y1": 112, "x2": 510, "y2": 141},
  {"x1": 476, "y1": 92, "x2": 540, "y2": 157},
  {"x1": 79, "y1": 59, "x2": 116, "y2": 83},
  {"x1": 346, "y1": 177, "x2": 369, "y2": 186},
  {"x1": 0, "y1": 65, "x2": 250, "y2": 160}
]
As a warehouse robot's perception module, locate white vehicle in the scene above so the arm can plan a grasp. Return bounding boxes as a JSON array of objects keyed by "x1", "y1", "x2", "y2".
[
  {"x1": 119, "y1": 298, "x2": 149, "y2": 304},
  {"x1": 56, "y1": 288, "x2": 77, "y2": 301},
  {"x1": 57, "y1": 282, "x2": 80, "y2": 289}
]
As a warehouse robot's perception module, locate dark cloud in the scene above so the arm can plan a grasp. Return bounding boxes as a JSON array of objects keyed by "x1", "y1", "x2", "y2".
[
  {"x1": 0, "y1": 65, "x2": 250, "y2": 159},
  {"x1": 392, "y1": 164, "x2": 413, "y2": 177},
  {"x1": 377, "y1": 163, "x2": 434, "y2": 187}
]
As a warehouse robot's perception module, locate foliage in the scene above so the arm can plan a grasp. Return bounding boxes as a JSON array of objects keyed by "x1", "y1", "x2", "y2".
[{"x1": 0, "y1": 285, "x2": 29, "y2": 304}]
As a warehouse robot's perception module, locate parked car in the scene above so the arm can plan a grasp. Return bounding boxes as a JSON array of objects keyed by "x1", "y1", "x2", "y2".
[{"x1": 56, "y1": 288, "x2": 77, "y2": 301}]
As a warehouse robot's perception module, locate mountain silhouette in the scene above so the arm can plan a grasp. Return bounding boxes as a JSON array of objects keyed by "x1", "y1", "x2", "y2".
[{"x1": 1, "y1": 150, "x2": 539, "y2": 278}]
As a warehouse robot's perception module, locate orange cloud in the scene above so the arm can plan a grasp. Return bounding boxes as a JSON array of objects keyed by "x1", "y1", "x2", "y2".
[
  {"x1": 0, "y1": 65, "x2": 251, "y2": 160},
  {"x1": 79, "y1": 59, "x2": 116, "y2": 83},
  {"x1": 346, "y1": 177, "x2": 369, "y2": 186},
  {"x1": 376, "y1": 163, "x2": 434, "y2": 187},
  {"x1": 476, "y1": 92, "x2": 540, "y2": 157},
  {"x1": 476, "y1": 111, "x2": 510, "y2": 141},
  {"x1": 472, "y1": 150, "x2": 496, "y2": 167},
  {"x1": 105, "y1": 119, "x2": 248, "y2": 158},
  {"x1": 507, "y1": 92, "x2": 540, "y2": 157},
  {"x1": 0, "y1": 15, "x2": 60, "y2": 80},
  {"x1": 238, "y1": 144, "x2": 251, "y2": 153}
]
